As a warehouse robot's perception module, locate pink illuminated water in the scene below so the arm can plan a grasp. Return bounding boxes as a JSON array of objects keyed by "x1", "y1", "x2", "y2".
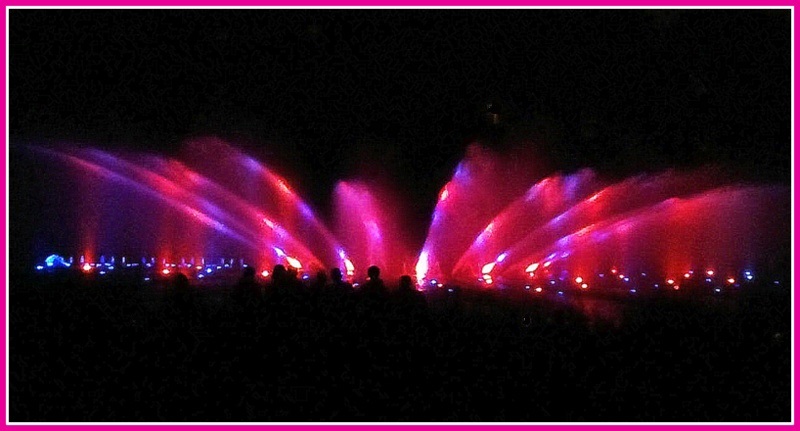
[{"x1": 30, "y1": 139, "x2": 789, "y2": 287}]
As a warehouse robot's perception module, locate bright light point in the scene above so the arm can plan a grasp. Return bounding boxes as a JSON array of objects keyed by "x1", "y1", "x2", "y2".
[
  {"x1": 589, "y1": 192, "x2": 601, "y2": 202},
  {"x1": 302, "y1": 274, "x2": 310, "y2": 280},
  {"x1": 623, "y1": 277, "x2": 630, "y2": 282},
  {"x1": 598, "y1": 273, "x2": 605, "y2": 278},
  {"x1": 162, "y1": 268, "x2": 171, "y2": 275},
  {"x1": 714, "y1": 288, "x2": 721, "y2": 293},
  {"x1": 273, "y1": 247, "x2": 286, "y2": 257},
  {"x1": 654, "y1": 284, "x2": 659, "y2": 288},
  {"x1": 543, "y1": 261, "x2": 552, "y2": 268},
  {"x1": 641, "y1": 273, "x2": 647, "y2": 277},
  {"x1": 557, "y1": 291, "x2": 564, "y2": 296},
  {"x1": 629, "y1": 289, "x2": 636, "y2": 293},
  {"x1": 706, "y1": 270, "x2": 715, "y2": 276},
  {"x1": 206, "y1": 268, "x2": 213, "y2": 274},
  {"x1": 144, "y1": 277, "x2": 150, "y2": 281},
  {"x1": 684, "y1": 273, "x2": 691, "y2": 279},
  {"x1": 618, "y1": 274, "x2": 625, "y2": 280},
  {"x1": 549, "y1": 280, "x2": 556, "y2": 285},
  {"x1": 575, "y1": 277, "x2": 583, "y2": 284},
  {"x1": 415, "y1": 251, "x2": 429, "y2": 286},
  {"x1": 746, "y1": 275, "x2": 754, "y2": 281},
  {"x1": 727, "y1": 277, "x2": 736, "y2": 284},
  {"x1": 261, "y1": 270, "x2": 269, "y2": 277},
  {"x1": 485, "y1": 279, "x2": 493, "y2": 285},
  {"x1": 344, "y1": 259, "x2": 355, "y2": 273},
  {"x1": 525, "y1": 263, "x2": 540, "y2": 273},
  {"x1": 338, "y1": 250, "x2": 347, "y2": 259},
  {"x1": 774, "y1": 280, "x2": 780, "y2": 285},
  {"x1": 439, "y1": 188, "x2": 449, "y2": 201},
  {"x1": 448, "y1": 288, "x2": 454, "y2": 293},
  {"x1": 706, "y1": 278, "x2": 712, "y2": 283},
  {"x1": 481, "y1": 262, "x2": 496, "y2": 275},
  {"x1": 534, "y1": 287, "x2": 543, "y2": 293},
  {"x1": 744, "y1": 270, "x2": 752, "y2": 276},
  {"x1": 198, "y1": 274, "x2": 204, "y2": 279},
  {"x1": 437, "y1": 283, "x2": 443, "y2": 288},
  {"x1": 610, "y1": 268, "x2": 618, "y2": 274},
  {"x1": 35, "y1": 265, "x2": 44, "y2": 271},
  {"x1": 666, "y1": 279, "x2": 675, "y2": 285},
  {"x1": 673, "y1": 285, "x2": 680, "y2": 290},
  {"x1": 286, "y1": 257, "x2": 302, "y2": 269},
  {"x1": 496, "y1": 253, "x2": 508, "y2": 263},
  {"x1": 581, "y1": 283, "x2": 588, "y2": 289},
  {"x1": 525, "y1": 285, "x2": 531, "y2": 290},
  {"x1": 82, "y1": 263, "x2": 92, "y2": 272}
]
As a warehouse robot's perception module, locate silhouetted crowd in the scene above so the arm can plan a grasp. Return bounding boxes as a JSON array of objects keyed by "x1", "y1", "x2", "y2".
[{"x1": 10, "y1": 264, "x2": 791, "y2": 422}]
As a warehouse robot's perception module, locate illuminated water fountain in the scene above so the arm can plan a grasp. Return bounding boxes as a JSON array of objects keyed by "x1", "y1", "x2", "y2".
[
  {"x1": 414, "y1": 145, "x2": 789, "y2": 290},
  {"x1": 26, "y1": 139, "x2": 789, "y2": 290}
]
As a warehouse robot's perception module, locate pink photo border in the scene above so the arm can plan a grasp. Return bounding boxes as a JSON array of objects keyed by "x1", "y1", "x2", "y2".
[{"x1": 0, "y1": 2, "x2": 794, "y2": 429}]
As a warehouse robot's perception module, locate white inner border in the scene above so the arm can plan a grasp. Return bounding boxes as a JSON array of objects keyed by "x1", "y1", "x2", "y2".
[{"x1": 4, "y1": 4, "x2": 795, "y2": 426}]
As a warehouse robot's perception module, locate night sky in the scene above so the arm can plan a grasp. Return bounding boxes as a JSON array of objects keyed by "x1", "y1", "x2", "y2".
[{"x1": 10, "y1": 9, "x2": 792, "y2": 250}]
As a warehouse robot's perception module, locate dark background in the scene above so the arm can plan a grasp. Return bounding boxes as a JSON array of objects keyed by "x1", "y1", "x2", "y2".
[
  {"x1": 10, "y1": 9, "x2": 792, "y2": 251},
  {"x1": 8, "y1": 10, "x2": 793, "y2": 423}
]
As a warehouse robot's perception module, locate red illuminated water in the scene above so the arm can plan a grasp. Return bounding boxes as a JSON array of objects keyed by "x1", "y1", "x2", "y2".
[{"x1": 30, "y1": 139, "x2": 790, "y2": 287}]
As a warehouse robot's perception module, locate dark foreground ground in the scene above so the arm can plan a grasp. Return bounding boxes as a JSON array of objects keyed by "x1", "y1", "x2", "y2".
[{"x1": 10, "y1": 270, "x2": 791, "y2": 422}]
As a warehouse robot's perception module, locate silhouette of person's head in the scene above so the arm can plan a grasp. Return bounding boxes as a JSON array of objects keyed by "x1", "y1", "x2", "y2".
[
  {"x1": 272, "y1": 264, "x2": 287, "y2": 284},
  {"x1": 171, "y1": 272, "x2": 190, "y2": 294},
  {"x1": 399, "y1": 275, "x2": 413, "y2": 291},
  {"x1": 315, "y1": 270, "x2": 327, "y2": 284},
  {"x1": 242, "y1": 266, "x2": 256, "y2": 279},
  {"x1": 331, "y1": 268, "x2": 343, "y2": 283},
  {"x1": 367, "y1": 265, "x2": 380, "y2": 281}
]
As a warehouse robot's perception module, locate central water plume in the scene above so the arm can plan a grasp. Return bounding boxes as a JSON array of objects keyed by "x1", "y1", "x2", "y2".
[{"x1": 333, "y1": 180, "x2": 412, "y2": 281}]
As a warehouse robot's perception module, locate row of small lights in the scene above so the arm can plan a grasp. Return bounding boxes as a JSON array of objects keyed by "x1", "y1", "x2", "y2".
[
  {"x1": 36, "y1": 253, "x2": 375, "y2": 285},
  {"x1": 519, "y1": 267, "x2": 767, "y2": 295},
  {"x1": 36, "y1": 254, "x2": 293, "y2": 281}
]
